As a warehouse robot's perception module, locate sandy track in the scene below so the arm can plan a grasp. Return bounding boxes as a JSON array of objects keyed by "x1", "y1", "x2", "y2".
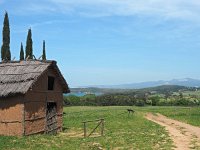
[{"x1": 146, "y1": 113, "x2": 200, "y2": 150}]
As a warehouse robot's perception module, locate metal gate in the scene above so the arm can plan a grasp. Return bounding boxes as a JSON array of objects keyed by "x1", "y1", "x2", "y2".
[{"x1": 46, "y1": 102, "x2": 57, "y2": 134}]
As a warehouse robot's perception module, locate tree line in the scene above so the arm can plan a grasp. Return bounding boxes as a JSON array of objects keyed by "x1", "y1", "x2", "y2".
[
  {"x1": 1, "y1": 12, "x2": 46, "y2": 61},
  {"x1": 64, "y1": 92, "x2": 200, "y2": 107}
]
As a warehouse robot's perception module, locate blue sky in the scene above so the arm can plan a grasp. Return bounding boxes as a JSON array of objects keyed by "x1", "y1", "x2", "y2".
[{"x1": 1, "y1": 0, "x2": 200, "y2": 87}]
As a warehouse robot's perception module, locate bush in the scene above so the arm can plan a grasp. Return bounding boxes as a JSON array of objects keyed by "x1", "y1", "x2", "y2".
[
  {"x1": 81, "y1": 94, "x2": 96, "y2": 106},
  {"x1": 135, "y1": 99, "x2": 145, "y2": 107},
  {"x1": 146, "y1": 99, "x2": 152, "y2": 105},
  {"x1": 149, "y1": 96, "x2": 160, "y2": 106},
  {"x1": 64, "y1": 95, "x2": 81, "y2": 106}
]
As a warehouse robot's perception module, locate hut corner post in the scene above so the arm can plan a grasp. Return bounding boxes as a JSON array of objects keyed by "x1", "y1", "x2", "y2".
[{"x1": 22, "y1": 96, "x2": 25, "y2": 136}]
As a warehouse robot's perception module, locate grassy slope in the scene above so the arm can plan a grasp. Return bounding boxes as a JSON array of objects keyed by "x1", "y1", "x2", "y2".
[
  {"x1": 138, "y1": 106, "x2": 200, "y2": 127},
  {"x1": 0, "y1": 106, "x2": 173, "y2": 150},
  {"x1": 63, "y1": 106, "x2": 172, "y2": 150}
]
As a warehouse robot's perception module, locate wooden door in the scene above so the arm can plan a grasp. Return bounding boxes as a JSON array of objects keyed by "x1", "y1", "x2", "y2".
[{"x1": 46, "y1": 102, "x2": 57, "y2": 134}]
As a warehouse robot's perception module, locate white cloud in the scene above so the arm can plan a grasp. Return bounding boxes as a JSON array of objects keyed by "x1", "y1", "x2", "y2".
[
  {"x1": 30, "y1": 20, "x2": 65, "y2": 28},
  {"x1": 45, "y1": 0, "x2": 200, "y2": 20},
  {"x1": 5, "y1": 0, "x2": 200, "y2": 21}
]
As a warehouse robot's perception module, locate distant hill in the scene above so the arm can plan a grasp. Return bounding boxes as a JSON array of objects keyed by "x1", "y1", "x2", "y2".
[
  {"x1": 139, "y1": 85, "x2": 192, "y2": 94},
  {"x1": 83, "y1": 78, "x2": 200, "y2": 89},
  {"x1": 70, "y1": 87, "x2": 130, "y2": 94},
  {"x1": 70, "y1": 85, "x2": 195, "y2": 95}
]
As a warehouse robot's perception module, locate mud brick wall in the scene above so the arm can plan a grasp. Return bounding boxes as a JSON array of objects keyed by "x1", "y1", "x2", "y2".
[
  {"x1": 0, "y1": 96, "x2": 23, "y2": 136},
  {"x1": 24, "y1": 68, "x2": 64, "y2": 135}
]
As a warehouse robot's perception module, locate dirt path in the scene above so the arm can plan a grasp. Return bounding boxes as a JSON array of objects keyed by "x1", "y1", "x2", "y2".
[{"x1": 145, "y1": 113, "x2": 200, "y2": 150}]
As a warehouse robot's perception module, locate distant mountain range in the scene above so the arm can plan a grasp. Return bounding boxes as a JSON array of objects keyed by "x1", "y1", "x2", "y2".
[
  {"x1": 70, "y1": 85, "x2": 192, "y2": 95},
  {"x1": 83, "y1": 78, "x2": 200, "y2": 89}
]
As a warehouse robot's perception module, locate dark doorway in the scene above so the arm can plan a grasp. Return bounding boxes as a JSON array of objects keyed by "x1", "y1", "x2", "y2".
[{"x1": 46, "y1": 102, "x2": 57, "y2": 134}]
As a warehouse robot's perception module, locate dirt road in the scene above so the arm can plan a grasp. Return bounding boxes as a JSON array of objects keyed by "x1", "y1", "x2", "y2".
[{"x1": 146, "y1": 113, "x2": 200, "y2": 150}]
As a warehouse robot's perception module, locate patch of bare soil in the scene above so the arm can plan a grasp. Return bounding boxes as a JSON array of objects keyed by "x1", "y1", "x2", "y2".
[
  {"x1": 146, "y1": 113, "x2": 200, "y2": 150},
  {"x1": 81, "y1": 142, "x2": 105, "y2": 150},
  {"x1": 59, "y1": 129, "x2": 102, "y2": 138},
  {"x1": 59, "y1": 130, "x2": 83, "y2": 138}
]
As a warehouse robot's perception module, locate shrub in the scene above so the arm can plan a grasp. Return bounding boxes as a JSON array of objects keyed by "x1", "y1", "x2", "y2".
[
  {"x1": 64, "y1": 95, "x2": 81, "y2": 106},
  {"x1": 135, "y1": 99, "x2": 145, "y2": 107},
  {"x1": 149, "y1": 96, "x2": 160, "y2": 106}
]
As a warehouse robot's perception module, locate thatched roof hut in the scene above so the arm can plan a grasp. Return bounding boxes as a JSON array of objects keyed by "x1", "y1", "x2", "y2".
[
  {"x1": 0, "y1": 60, "x2": 70, "y2": 136},
  {"x1": 0, "y1": 60, "x2": 69, "y2": 97}
]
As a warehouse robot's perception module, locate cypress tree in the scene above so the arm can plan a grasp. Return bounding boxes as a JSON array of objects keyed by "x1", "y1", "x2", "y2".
[
  {"x1": 25, "y1": 28, "x2": 33, "y2": 59},
  {"x1": 6, "y1": 48, "x2": 11, "y2": 60},
  {"x1": 20, "y1": 42, "x2": 24, "y2": 60},
  {"x1": 42, "y1": 40, "x2": 46, "y2": 60},
  {"x1": 1, "y1": 12, "x2": 11, "y2": 61}
]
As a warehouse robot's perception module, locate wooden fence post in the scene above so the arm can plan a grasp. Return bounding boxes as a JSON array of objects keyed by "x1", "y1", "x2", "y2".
[
  {"x1": 101, "y1": 119, "x2": 104, "y2": 136},
  {"x1": 83, "y1": 122, "x2": 86, "y2": 138},
  {"x1": 82, "y1": 118, "x2": 105, "y2": 138}
]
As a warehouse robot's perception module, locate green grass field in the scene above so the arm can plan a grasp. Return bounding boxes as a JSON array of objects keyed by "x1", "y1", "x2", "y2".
[
  {"x1": 0, "y1": 106, "x2": 199, "y2": 150},
  {"x1": 138, "y1": 106, "x2": 200, "y2": 127}
]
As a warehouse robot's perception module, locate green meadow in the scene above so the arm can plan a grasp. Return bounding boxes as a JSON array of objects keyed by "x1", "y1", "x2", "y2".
[
  {"x1": 0, "y1": 106, "x2": 199, "y2": 150},
  {"x1": 139, "y1": 106, "x2": 200, "y2": 127}
]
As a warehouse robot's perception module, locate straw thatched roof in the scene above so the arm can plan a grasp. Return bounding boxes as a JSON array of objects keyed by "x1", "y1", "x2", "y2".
[{"x1": 0, "y1": 60, "x2": 70, "y2": 98}]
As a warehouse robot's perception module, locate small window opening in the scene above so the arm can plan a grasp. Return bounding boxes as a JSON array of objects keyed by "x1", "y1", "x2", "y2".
[{"x1": 48, "y1": 76, "x2": 55, "y2": 90}]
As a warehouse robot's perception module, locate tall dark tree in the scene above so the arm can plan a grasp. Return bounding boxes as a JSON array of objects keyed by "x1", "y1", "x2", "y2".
[
  {"x1": 42, "y1": 40, "x2": 46, "y2": 60},
  {"x1": 20, "y1": 42, "x2": 24, "y2": 60},
  {"x1": 1, "y1": 12, "x2": 11, "y2": 61},
  {"x1": 25, "y1": 28, "x2": 33, "y2": 59},
  {"x1": 6, "y1": 48, "x2": 11, "y2": 60}
]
